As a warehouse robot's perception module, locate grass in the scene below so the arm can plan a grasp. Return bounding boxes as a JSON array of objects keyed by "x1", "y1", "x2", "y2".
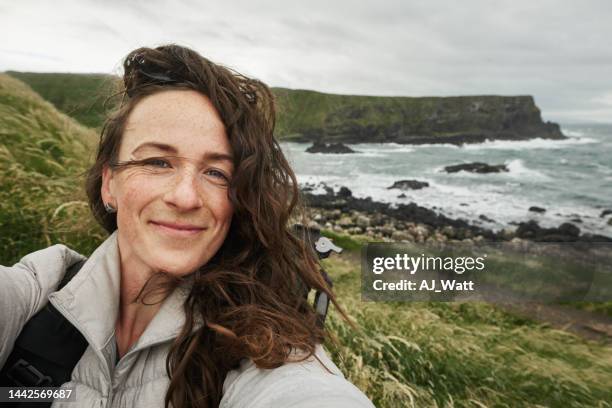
[
  {"x1": 323, "y1": 247, "x2": 612, "y2": 407},
  {"x1": 0, "y1": 73, "x2": 106, "y2": 264}
]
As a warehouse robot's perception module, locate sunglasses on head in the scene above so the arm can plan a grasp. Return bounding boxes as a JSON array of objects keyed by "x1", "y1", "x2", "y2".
[{"x1": 125, "y1": 53, "x2": 190, "y2": 97}]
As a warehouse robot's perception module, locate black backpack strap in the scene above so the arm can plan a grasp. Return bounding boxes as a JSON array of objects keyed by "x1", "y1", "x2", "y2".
[
  {"x1": 0, "y1": 258, "x2": 89, "y2": 394},
  {"x1": 292, "y1": 225, "x2": 342, "y2": 327}
]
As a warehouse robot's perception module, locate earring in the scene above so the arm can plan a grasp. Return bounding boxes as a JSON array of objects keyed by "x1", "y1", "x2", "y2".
[{"x1": 104, "y1": 202, "x2": 117, "y2": 213}]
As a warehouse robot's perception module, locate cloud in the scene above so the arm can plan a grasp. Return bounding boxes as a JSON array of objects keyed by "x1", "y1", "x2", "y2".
[{"x1": 0, "y1": 0, "x2": 611, "y2": 122}]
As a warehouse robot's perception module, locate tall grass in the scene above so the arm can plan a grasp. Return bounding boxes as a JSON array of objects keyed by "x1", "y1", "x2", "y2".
[
  {"x1": 0, "y1": 73, "x2": 105, "y2": 264},
  {"x1": 324, "y1": 251, "x2": 612, "y2": 407}
]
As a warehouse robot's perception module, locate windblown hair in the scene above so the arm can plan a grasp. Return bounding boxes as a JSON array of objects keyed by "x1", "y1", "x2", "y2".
[{"x1": 85, "y1": 44, "x2": 343, "y2": 407}]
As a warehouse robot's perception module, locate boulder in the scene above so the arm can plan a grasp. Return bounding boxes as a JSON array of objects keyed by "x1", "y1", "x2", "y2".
[
  {"x1": 392, "y1": 231, "x2": 414, "y2": 242},
  {"x1": 444, "y1": 162, "x2": 508, "y2": 174},
  {"x1": 355, "y1": 215, "x2": 371, "y2": 228},
  {"x1": 306, "y1": 141, "x2": 356, "y2": 154},
  {"x1": 600, "y1": 209, "x2": 612, "y2": 218},
  {"x1": 387, "y1": 179, "x2": 430, "y2": 190},
  {"x1": 337, "y1": 216, "x2": 353, "y2": 227},
  {"x1": 337, "y1": 186, "x2": 353, "y2": 198},
  {"x1": 529, "y1": 206, "x2": 546, "y2": 213},
  {"x1": 515, "y1": 220, "x2": 581, "y2": 242},
  {"x1": 479, "y1": 214, "x2": 495, "y2": 223}
]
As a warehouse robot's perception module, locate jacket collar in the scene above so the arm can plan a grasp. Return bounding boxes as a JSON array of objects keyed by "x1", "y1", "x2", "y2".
[{"x1": 49, "y1": 231, "x2": 196, "y2": 354}]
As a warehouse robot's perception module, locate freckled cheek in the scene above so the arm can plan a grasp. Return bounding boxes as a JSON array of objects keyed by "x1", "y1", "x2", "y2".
[
  {"x1": 116, "y1": 177, "x2": 162, "y2": 217},
  {"x1": 207, "y1": 191, "x2": 234, "y2": 225}
]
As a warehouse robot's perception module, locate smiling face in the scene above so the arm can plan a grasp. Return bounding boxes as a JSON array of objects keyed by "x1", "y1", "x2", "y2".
[{"x1": 101, "y1": 89, "x2": 234, "y2": 277}]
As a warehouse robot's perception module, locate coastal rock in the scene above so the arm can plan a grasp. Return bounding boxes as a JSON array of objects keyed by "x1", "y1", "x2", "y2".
[
  {"x1": 307, "y1": 220, "x2": 323, "y2": 230},
  {"x1": 387, "y1": 180, "x2": 429, "y2": 190},
  {"x1": 411, "y1": 224, "x2": 430, "y2": 242},
  {"x1": 515, "y1": 220, "x2": 581, "y2": 242},
  {"x1": 305, "y1": 141, "x2": 356, "y2": 154},
  {"x1": 608, "y1": 218, "x2": 612, "y2": 226},
  {"x1": 397, "y1": 193, "x2": 407, "y2": 198},
  {"x1": 337, "y1": 186, "x2": 352, "y2": 198},
  {"x1": 337, "y1": 216, "x2": 353, "y2": 227},
  {"x1": 600, "y1": 209, "x2": 612, "y2": 218},
  {"x1": 479, "y1": 214, "x2": 495, "y2": 223},
  {"x1": 392, "y1": 231, "x2": 414, "y2": 242},
  {"x1": 444, "y1": 162, "x2": 508, "y2": 174},
  {"x1": 529, "y1": 206, "x2": 546, "y2": 213},
  {"x1": 300, "y1": 184, "x2": 612, "y2": 244},
  {"x1": 355, "y1": 215, "x2": 371, "y2": 228}
]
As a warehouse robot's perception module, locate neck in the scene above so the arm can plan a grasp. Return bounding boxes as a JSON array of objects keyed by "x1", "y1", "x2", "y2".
[{"x1": 115, "y1": 236, "x2": 173, "y2": 359}]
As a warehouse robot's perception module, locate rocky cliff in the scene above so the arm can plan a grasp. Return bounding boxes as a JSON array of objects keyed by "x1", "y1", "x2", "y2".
[{"x1": 274, "y1": 88, "x2": 565, "y2": 144}]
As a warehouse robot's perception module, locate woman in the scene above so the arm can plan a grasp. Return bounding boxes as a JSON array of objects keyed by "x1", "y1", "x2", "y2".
[{"x1": 0, "y1": 45, "x2": 374, "y2": 407}]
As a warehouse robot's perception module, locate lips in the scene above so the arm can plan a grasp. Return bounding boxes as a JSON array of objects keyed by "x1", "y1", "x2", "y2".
[{"x1": 150, "y1": 221, "x2": 205, "y2": 236}]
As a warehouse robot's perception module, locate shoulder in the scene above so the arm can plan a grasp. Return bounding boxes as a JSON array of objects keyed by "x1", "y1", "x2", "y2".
[
  {"x1": 220, "y1": 344, "x2": 375, "y2": 408},
  {"x1": 0, "y1": 244, "x2": 86, "y2": 367},
  {"x1": 0, "y1": 244, "x2": 86, "y2": 314}
]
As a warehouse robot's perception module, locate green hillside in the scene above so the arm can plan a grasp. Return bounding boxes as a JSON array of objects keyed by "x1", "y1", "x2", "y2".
[
  {"x1": 0, "y1": 73, "x2": 105, "y2": 263},
  {"x1": 5, "y1": 71, "x2": 119, "y2": 129},
  {"x1": 6, "y1": 72, "x2": 563, "y2": 144}
]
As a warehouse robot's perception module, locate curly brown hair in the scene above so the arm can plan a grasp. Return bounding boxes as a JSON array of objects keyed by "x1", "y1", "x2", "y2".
[{"x1": 85, "y1": 44, "x2": 345, "y2": 407}]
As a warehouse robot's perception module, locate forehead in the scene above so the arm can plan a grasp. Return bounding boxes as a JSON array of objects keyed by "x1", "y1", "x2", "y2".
[{"x1": 120, "y1": 89, "x2": 230, "y2": 158}]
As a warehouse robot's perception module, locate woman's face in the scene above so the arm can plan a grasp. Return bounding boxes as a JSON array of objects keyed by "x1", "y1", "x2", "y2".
[{"x1": 101, "y1": 89, "x2": 234, "y2": 277}]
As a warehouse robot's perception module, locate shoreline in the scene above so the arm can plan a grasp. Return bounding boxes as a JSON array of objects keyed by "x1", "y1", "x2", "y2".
[{"x1": 301, "y1": 184, "x2": 612, "y2": 244}]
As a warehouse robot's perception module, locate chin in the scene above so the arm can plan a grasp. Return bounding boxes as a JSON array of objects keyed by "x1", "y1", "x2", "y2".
[{"x1": 147, "y1": 250, "x2": 205, "y2": 277}]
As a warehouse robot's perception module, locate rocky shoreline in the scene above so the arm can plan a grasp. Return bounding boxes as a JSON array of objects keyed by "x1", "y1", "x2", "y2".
[{"x1": 301, "y1": 183, "x2": 612, "y2": 244}]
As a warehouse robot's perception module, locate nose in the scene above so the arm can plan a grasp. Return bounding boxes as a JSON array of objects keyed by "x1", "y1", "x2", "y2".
[{"x1": 162, "y1": 167, "x2": 203, "y2": 211}]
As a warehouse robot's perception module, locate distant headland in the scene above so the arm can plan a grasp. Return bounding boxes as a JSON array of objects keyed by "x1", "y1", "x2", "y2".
[
  {"x1": 5, "y1": 72, "x2": 564, "y2": 145},
  {"x1": 274, "y1": 88, "x2": 565, "y2": 145}
]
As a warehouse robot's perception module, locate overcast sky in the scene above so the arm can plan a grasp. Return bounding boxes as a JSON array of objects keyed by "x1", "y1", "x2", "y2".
[{"x1": 1, "y1": 0, "x2": 611, "y2": 124}]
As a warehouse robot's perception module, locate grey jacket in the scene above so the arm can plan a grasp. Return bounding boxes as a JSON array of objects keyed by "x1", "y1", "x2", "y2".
[{"x1": 0, "y1": 232, "x2": 374, "y2": 407}]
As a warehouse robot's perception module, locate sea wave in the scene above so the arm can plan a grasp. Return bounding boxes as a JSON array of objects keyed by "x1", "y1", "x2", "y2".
[
  {"x1": 462, "y1": 137, "x2": 598, "y2": 151},
  {"x1": 562, "y1": 128, "x2": 585, "y2": 137},
  {"x1": 505, "y1": 159, "x2": 551, "y2": 181}
]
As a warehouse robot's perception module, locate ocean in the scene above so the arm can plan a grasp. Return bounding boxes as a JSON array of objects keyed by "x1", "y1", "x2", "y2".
[{"x1": 281, "y1": 123, "x2": 612, "y2": 236}]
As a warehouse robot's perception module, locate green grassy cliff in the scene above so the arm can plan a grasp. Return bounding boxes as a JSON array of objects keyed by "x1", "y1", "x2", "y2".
[
  {"x1": 274, "y1": 88, "x2": 565, "y2": 144},
  {"x1": 6, "y1": 71, "x2": 118, "y2": 129},
  {"x1": 6, "y1": 72, "x2": 564, "y2": 144}
]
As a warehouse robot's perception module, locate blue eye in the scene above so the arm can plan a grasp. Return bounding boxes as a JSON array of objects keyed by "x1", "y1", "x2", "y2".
[
  {"x1": 144, "y1": 158, "x2": 171, "y2": 168},
  {"x1": 206, "y1": 169, "x2": 229, "y2": 181}
]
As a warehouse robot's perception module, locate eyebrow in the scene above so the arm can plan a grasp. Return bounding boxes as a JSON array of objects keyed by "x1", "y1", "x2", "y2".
[{"x1": 131, "y1": 142, "x2": 233, "y2": 163}]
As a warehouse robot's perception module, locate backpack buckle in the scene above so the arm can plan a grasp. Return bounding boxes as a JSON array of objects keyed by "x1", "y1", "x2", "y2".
[{"x1": 6, "y1": 359, "x2": 53, "y2": 386}]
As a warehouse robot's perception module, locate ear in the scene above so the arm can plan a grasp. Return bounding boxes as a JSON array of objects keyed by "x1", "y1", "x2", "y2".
[{"x1": 101, "y1": 164, "x2": 117, "y2": 207}]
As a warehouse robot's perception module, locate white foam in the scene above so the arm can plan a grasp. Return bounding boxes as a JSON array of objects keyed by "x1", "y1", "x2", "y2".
[
  {"x1": 408, "y1": 143, "x2": 461, "y2": 149},
  {"x1": 505, "y1": 159, "x2": 551, "y2": 181},
  {"x1": 462, "y1": 137, "x2": 598, "y2": 151},
  {"x1": 562, "y1": 128, "x2": 585, "y2": 137}
]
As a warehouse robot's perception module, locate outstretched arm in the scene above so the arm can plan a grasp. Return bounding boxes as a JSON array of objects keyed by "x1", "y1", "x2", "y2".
[{"x1": 0, "y1": 245, "x2": 84, "y2": 368}]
